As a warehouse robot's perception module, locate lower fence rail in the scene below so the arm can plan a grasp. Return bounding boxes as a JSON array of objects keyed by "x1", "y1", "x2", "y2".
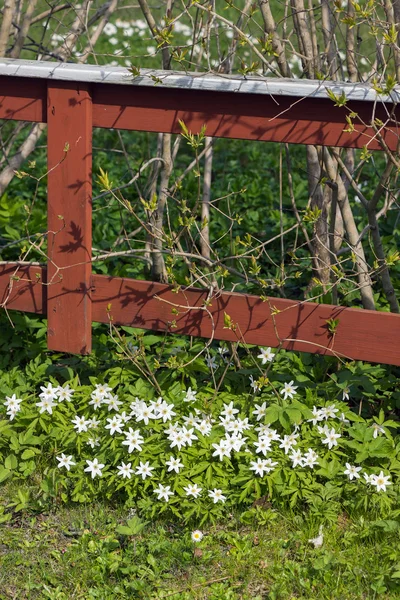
[{"x1": 1, "y1": 264, "x2": 400, "y2": 366}]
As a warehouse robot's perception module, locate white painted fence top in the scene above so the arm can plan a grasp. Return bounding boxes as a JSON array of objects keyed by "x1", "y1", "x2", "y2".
[{"x1": 1, "y1": 58, "x2": 399, "y2": 103}]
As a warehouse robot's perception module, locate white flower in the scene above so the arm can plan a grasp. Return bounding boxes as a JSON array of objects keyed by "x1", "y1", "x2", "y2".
[
  {"x1": 7, "y1": 408, "x2": 18, "y2": 421},
  {"x1": 363, "y1": 472, "x2": 374, "y2": 484},
  {"x1": 220, "y1": 402, "x2": 239, "y2": 419},
  {"x1": 181, "y1": 427, "x2": 197, "y2": 446},
  {"x1": 321, "y1": 428, "x2": 341, "y2": 450},
  {"x1": 183, "y1": 413, "x2": 199, "y2": 428},
  {"x1": 338, "y1": 412, "x2": 350, "y2": 424},
  {"x1": 344, "y1": 463, "x2": 362, "y2": 481},
  {"x1": 87, "y1": 437, "x2": 100, "y2": 448},
  {"x1": 342, "y1": 387, "x2": 350, "y2": 401},
  {"x1": 165, "y1": 456, "x2": 184, "y2": 473},
  {"x1": 134, "y1": 19, "x2": 147, "y2": 30},
  {"x1": 135, "y1": 461, "x2": 154, "y2": 480},
  {"x1": 191, "y1": 529, "x2": 203, "y2": 542},
  {"x1": 250, "y1": 458, "x2": 276, "y2": 476},
  {"x1": 308, "y1": 406, "x2": 324, "y2": 426},
  {"x1": 39, "y1": 383, "x2": 59, "y2": 402},
  {"x1": 254, "y1": 438, "x2": 272, "y2": 456},
  {"x1": 165, "y1": 422, "x2": 180, "y2": 436},
  {"x1": 260, "y1": 428, "x2": 281, "y2": 443},
  {"x1": 84, "y1": 458, "x2": 105, "y2": 478},
  {"x1": 212, "y1": 440, "x2": 231, "y2": 461},
  {"x1": 119, "y1": 411, "x2": 131, "y2": 424},
  {"x1": 104, "y1": 22, "x2": 118, "y2": 36},
  {"x1": 205, "y1": 356, "x2": 218, "y2": 370},
  {"x1": 279, "y1": 434, "x2": 297, "y2": 454},
  {"x1": 289, "y1": 449, "x2": 303, "y2": 468},
  {"x1": 4, "y1": 394, "x2": 22, "y2": 410},
  {"x1": 89, "y1": 392, "x2": 104, "y2": 410},
  {"x1": 116, "y1": 18, "x2": 131, "y2": 29},
  {"x1": 56, "y1": 453, "x2": 75, "y2": 471},
  {"x1": 94, "y1": 383, "x2": 112, "y2": 396},
  {"x1": 208, "y1": 488, "x2": 226, "y2": 503},
  {"x1": 317, "y1": 424, "x2": 330, "y2": 435},
  {"x1": 319, "y1": 405, "x2": 339, "y2": 420},
  {"x1": 87, "y1": 417, "x2": 100, "y2": 429},
  {"x1": 36, "y1": 397, "x2": 57, "y2": 415},
  {"x1": 184, "y1": 484, "x2": 202, "y2": 498},
  {"x1": 250, "y1": 458, "x2": 266, "y2": 477},
  {"x1": 105, "y1": 415, "x2": 124, "y2": 435},
  {"x1": 249, "y1": 375, "x2": 261, "y2": 393},
  {"x1": 370, "y1": 471, "x2": 391, "y2": 492},
  {"x1": 129, "y1": 397, "x2": 145, "y2": 417},
  {"x1": 169, "y1": 430, "x2": 186, "y2": 451},
  {"x1": 57, "y1": 385, "x2": 74, "y2": 402},
  {"x1": 154, "y1": 484, "x2": 174, "y2": 501},
  {"x1": 226, "y1": 417, "x2": 251, "y2": 434},
  {"x1": 280, "y1": 381, "x2": 298, "y2": 400},
  {"x1": 4, "y1": 394, "x2": 22, "y2": 419},
  {"x1": 371, "y1": 423, "x2": 385, "y2": 438},
  {"x1": 226, "y1": 433, "x2": 247, "y2": 452},
  {"x1": 117, "y1": 462, "x2": 134, "y2": 479},
  {"x1": 122, "y1": 428, "x2": 144, "y2": 453},
  {"x1": 104, "y1": 393, "x2": 123, "y2": 411},
  {"x1": 196, "y1": 419, "x2": 212, "y2": 436},
  {"x1": 135, "y1": 403, "x2": 156, "y2": 425},
  {"x1": 71, "y1": 415, "x2": 90, "y2": 433},
  {"x1": 252, "y1": 402, "x2": 267, "y2": 422},
  {"x1": 90, "y1": 386, "x2": 112, "y2": 407},
  {"x1": 287, "y1": 432, "x2": 299, "y2": 445},
  {"x1": 150, "y1": 397, "x2": 164, "y2": 412},
  {"x1": 219, "y1": 414, "x2": 234, "y2": 429},
  {"x1": 156, "y1": 402, "x2": 176, "y2": 423},
  {"x1": 183, "y1": 387, "x2": 197, "y2": 403},
  {"x1": 302, "y1": 449, "x2": 319, "y2": 469},
  {"x1": 255, "y1": 423, "x2": 277, "y2": 436},
  {"x1": 257, "y1": 347, "x2": 274, "y2": 364},
  {"x1": 263, "y1": 458, "x2": 278, "y2": 472}
]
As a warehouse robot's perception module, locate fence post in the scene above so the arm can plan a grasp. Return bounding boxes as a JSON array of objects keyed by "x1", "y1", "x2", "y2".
[{"x1": 47, "y1": 82, "x2": 93, "y2": 354}]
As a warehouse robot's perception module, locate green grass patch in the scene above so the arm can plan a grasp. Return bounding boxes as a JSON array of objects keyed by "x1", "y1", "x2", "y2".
[{"x1": 1, "y1": 480, "x2": 400, "y2": 599}]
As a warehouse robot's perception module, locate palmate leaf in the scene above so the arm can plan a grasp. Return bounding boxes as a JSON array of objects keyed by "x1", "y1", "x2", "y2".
[{"x1": 116, "y1": 516, "x2": 149, "y2": 536}]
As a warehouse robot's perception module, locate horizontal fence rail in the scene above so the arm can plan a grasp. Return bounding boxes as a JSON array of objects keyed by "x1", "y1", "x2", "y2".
[{"x1": 1, "y1": 59, "x2": 400, "y2": 364}]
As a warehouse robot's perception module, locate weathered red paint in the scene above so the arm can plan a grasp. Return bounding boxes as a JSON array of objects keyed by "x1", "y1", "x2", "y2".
[
  {"x1": 1, "y1": 76, "x2": 398, "y2": 150},
  {"x1": 92, "y1": 86, "x2": 399, "y2": 150},
  {"x1": 1, "y1": 265, "x2": 400, "y2": 366},
  {"x1": 47, "y1": 82, "x2": 93, "y2": 354},
  {"x1": 0, "y1": 264, "x2": 45, "y2": 314},
  {"x1": 0, "y1": 77, "x2": 46, "y2": 122}
]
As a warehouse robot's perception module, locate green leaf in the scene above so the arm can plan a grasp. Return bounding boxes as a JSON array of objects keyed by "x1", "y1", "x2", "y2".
[
  {"x1": 264, "y1": 405, "x2": 280, "y2": 424},
  {"x1": 21, "y1": 449, "x2": 36, "y2": 460},
  {"x1": 116, "y1": 525, "x2": 135, "y2": 536},
  {"x1": 284, "y1": 407, "x2": 302, "y2": 424},
  {"x1": 5, "y1": 454, "x2": 18, "y2": 470},
  {"x1": 0, "y1": 466, "x2": 11, "y2": 483}
]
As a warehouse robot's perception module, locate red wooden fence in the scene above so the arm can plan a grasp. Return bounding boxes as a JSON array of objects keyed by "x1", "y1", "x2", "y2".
[{"x1": 1, "y1": 59, "x2": 400, "y2": 365}]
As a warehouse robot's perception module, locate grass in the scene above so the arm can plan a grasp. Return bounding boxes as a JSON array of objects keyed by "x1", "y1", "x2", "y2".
[{"x1": 1, "y1": 482, "x2": 400, "y2": 599}]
